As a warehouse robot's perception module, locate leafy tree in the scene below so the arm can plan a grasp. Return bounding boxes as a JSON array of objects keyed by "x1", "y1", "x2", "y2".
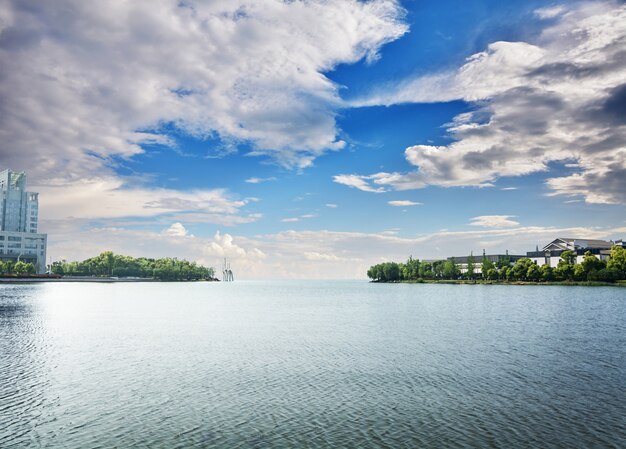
[
  {"x1": 0, "y1": 261, "x2": 7, "y2": 274},
  {"x1": 506, "y1": 266, "x2": 516, "y2": 281},
  {"x1": 607, "y1": 246, "x2": 626, "y2": 279},
  {"x1": 419, "y1": 261, "x2": 433, "y2": 279},
  {"x1": 555, "y1": 251, "x2": 576, "y2": 281},
  {"x1": 574, "y1": 264, "x2": 588, "y2": 281},
  {"x1": 560, "y1": 250, "x2": 576, "y2": 265},
  {"x1": 580, "y1": 251, "x2": 605, "y2": 279},
  {"x1": 383, "y1": 262, "x2": 401, "y2": 281},
  {"x1": 25, "y1": 262, "x2": 36, "y2": 274},
  {"x1": 496, "y1": 255, "x2": 511, "y2": 270},
  {"x1": 540, "y1": 264, "x2": 554, "y2": 282},
  {"x1": 50, "y1": 261, "x2": 65, "y2": 275},
  {"x1": 486, "y1": 268, "x2": 499, "y2": 280},
  {"x1": 432, "y1": 260, "x2": 445, "y2": 279},
  {"x1": 466, "y1": 253, "x2": 476, "y2": 280},
  {"x1": 588, "y1": 268, "x2": 620, "y2": 282},
  {"x1": 13, "y1": 261, "x2": 29, "y2": 275},
  {"x1": 511, "y1": 258, "x2": 534, "y2": 281},
  {"x1": 403, "y1": 256, "x2": 420, "y2": 280},
  {"x1": 481, "y1": 254, "x2": 495, "y2": 278},
  {"x1": 526, "y1": 263, "x2": 541, "y2": 281},
  {"x1": 442, "y1": 259, "x2": 459, "y2": 279}
]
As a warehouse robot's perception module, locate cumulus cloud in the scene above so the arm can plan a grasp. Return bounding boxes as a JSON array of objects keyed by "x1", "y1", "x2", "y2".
[
  {"x1": 344, "y1": 2, "x2": 626, "y2": 204},
  {"x1": 469, "y1": 215, "x2": 520, "y2": 228},
  {"x1": 388, "y1": 200, "x2": 422, "y2": 207},
  {"x1": 162, "y1": 222, "x2": 189, "y2": 237},
  {"x1": 0, "y1": 0, "x2": 407, "y2": 184}
]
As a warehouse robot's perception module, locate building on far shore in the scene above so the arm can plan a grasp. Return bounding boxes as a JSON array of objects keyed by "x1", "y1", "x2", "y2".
[
  {"x1": 526, "y1": 237, "x2": 622, "y2": 268},
  {"x1": 449, "y1": 253, "x2": 526, "y2": 274},
  {"x1": 0, "y1": 169, "x2": 47, "y2": 273}
]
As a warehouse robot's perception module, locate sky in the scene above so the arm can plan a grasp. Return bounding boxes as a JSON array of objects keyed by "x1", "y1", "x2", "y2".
[{"x1": 1, "y1": 0, "x2": 625, "y2": 279}]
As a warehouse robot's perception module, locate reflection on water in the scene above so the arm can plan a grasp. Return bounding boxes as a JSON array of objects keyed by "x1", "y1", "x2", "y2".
[{"x1": 0, "y1": 281, "x2": 625, "y2": 448}]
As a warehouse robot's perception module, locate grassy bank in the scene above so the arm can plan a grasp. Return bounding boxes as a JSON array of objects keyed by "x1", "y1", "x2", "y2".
[{"x1": 372, "y1": 279, "x2": 626, "y2": 287}]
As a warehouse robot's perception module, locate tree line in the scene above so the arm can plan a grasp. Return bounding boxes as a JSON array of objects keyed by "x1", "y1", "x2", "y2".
[
  {"x1": 50, "y1": 251, "x2": 216, "y2": 281},
  {"x1": 0, "y1": 260, "x2": 37, "y2": 275},
  {"x1": 367, "y1": 246, "x2": 626, "y2": 283}
]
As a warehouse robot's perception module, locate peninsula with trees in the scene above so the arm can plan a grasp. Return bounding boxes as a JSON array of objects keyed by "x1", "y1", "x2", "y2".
[{"x1": 48, "y1": 251, "x2": 217, "y2": 281}]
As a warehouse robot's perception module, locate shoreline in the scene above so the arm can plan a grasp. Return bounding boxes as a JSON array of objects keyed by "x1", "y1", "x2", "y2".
[
  {"x1": 0, "y1": 276, "x2": 220, "y2": 283},
  {"x1": 371, "y1": 279, "x2": 626, "y2": 287}
]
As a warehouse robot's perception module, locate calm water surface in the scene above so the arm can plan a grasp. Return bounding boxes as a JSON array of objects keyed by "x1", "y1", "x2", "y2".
[{"x1": 1, "y1": 281, "x2": 624, "y2": 448}]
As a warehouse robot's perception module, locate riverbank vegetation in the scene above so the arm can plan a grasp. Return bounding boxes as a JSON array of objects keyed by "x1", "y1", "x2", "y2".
[
  {"x1": 50, "y1": 252, "x2": 216, "y2": 281},
  {"x1": 368, "y1": 247, "x2": 626, "y2": 284},
  {"x1": 0, "y1": 260, "x2": 37, "y2": 276}
]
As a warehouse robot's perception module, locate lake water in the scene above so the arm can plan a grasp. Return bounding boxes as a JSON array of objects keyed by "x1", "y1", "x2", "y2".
[{"x1": 1, "y1": 281, "x2": 625, "y2": 448}]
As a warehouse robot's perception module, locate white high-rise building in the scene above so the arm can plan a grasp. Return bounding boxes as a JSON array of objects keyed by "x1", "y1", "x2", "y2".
[{"x1": 0, "y1": 169, "x2": 47, "y2": 273}]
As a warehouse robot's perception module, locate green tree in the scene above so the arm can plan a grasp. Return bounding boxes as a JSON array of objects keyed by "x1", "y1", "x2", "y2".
[
  {"x1": 526, "y1": 263, "x2": 541, "y2": 281},
  {"x1": 481, "y1": 254, "x2": 495, "y2": 279},
  {"x1": 540, "y1": 264, "x2": 554, "y2": 282},
  {"x1": 560, "y1": 250, "x2": 576, "y2": 265},
  {"x1": 466, "y1": 253, "x2": 476, "y2": 280},
  {"x1": 580, "y1": 251, "x2": 605, "y2": 280},
  {"x1": 13, "y1": 260, "x2": 29, "y2": 275},
  {"x1": 386, "y1": 262, "x2": 401, "y2": 281},
  {"x1": 607, "y1": 246, "x2": 626, "y2": 279},
  {"x1": 419, "y1": 261, "x2": 433, "y2": 279},
  {"x1": 496, "y1": 255, "x2": 511, "y2": 270},
  {"x1": 50, "y1": 261, "x2": 65, "y2": 275},
  {"x1": 511, "y1": 258, "x2": 534, "y2": 281},
  {"x1": 432, "y1": 260, "x2": 445, "y2": 279},
  {"x1": 486, "y1": 268, "x2": 499, "y2": 280},
  {"x1": 555, "y1": 251, "x2": 576, "y2": 281},
  {"x1": 573, "y1": 264, "x2": 586, "y2": 281},
  {"x1": 442, "y1": 259, "x2": 459, "y2": 279}
]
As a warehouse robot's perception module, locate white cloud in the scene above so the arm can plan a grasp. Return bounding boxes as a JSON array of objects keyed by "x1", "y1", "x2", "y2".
[
  {"x1": 333, "y1": 174, "x2": 387, "y2": 192},
  {"x1": 388, "y1": 200, "x2": 422, "y2": 207},
  {"x1": 469, "y1": 215, "x2": 520, "y2": 228},
  {"x1": 162, "y1": 222, "x2": 189, "y2": 237},
  {"x1": 500, "y1": 187, "x2": 518, "y2": 191},
  {"x1": 346, "y1": 2, "x2": 626, "y2": 204},
  {"x1": 534, "y1": 5, "x2": 567, "y2": 19},
  {"x1": 33, "y1": 176, "x2": 251, "y2": 222},
  {"x1": 325, "y1": 203, "x2": 338, "y2": 208},
  {"x1": 0, "y1": 0, "x2": 407, "y2": 184},
  {"x1": 245, "y1": 177, "x2": 277, "y2": 184},
  {"x1": 280, "y1": 213, "x2": 316, "y2": 223}
]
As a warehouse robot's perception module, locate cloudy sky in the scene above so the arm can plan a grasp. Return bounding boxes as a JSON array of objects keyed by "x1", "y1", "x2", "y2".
[{"x1": 1, "y1": 0, "x2": 625, "y2": 278}]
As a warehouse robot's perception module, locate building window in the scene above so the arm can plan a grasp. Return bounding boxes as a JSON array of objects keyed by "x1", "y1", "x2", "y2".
[{"x1": 8, "y1": 236, "x2": 21, "y2": 241}]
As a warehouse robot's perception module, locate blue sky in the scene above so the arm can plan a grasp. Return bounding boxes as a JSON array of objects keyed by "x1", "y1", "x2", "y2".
[{"x1": 2, "y1": 0, "x2": 625, "y2": 278}]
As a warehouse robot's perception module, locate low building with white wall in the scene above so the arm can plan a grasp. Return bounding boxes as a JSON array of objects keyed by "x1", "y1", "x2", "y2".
[
  {"x1": 449, "y1": 253, "x2": 526, "y2": 275},
  {"x1": 526, "y1": 238, "x2": 618, "y2": 267},
  {"x1": 0, "y1": 169, "x2": 47, "y2": 273}
]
